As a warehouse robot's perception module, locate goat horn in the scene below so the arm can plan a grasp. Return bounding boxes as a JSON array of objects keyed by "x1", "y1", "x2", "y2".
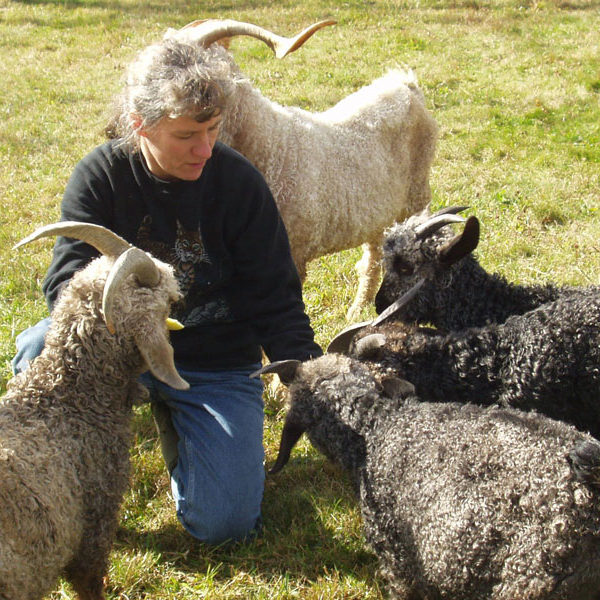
[
  {"x1": 414, "y1": 213, "x2": 466, "y2": 240},
  {"x1": 327, "y1": 320, "x2": 372, "y2": 354},
  {"x1": 371, "y1": 278, "x2": 425, "y2": 326},
  {"x1": 250, "y1": 359, "x2": 301, "y2": 385},
  {"x1": 14, "y1": 221, "x2": 131, "y2": 258},
  {"x1": 430, "y1": 205, "x2": 469, "y2": 218},
  {"x1": 102, "y1": 247, "x2": 161, "y2": 334},
  {"x1": 175, "y1": 19, "x2": 336, "y2": 59},
  {"x1": 328, "y1": 279, "x2": 425, "y2": 354},
  {"x1": 269, "y1": 420, "x2": 306, "y2": 475},
  {"x1": 354, "y1": 333, "x2": 386, "y2": 359}
]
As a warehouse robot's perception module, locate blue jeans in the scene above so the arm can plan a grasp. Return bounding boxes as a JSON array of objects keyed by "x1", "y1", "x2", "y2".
[
  {"x1": 11, "y1": 316, "x2": 52, "y2": 375},
  {"x1": 12, "y1": 318, "x2": 265, "y2": 545}
]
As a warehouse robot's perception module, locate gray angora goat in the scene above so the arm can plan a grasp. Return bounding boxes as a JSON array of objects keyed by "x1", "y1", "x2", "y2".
[
  {"x1": 254, "y1": 354, "x2": 600, "y2": 599},
  {"x1": 0, "y1": 222, "x2": 187, "y2": 600},
  {"x1": 374, "y1": 207, "x2": 584, "y2": 330},
  {"x1": 330, "y1": 280, "x2": 600, "y2": 439}
]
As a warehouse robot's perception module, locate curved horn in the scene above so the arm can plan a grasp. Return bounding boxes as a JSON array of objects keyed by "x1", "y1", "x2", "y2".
[
  {"x1": 431, "y1": 205, "x2": 469, "y2": 218},
  {"x1": 102, "y1": 247, "x2": 161, "y2": 334},
  {"x1": 327, "y1": 320, "x2": 372, "y2": 355},
  {"x1": 414, "y1": 213, "x2": 466, "y2": 240},
  {"x1": 354, "y1": 333, "x2": 386, "y2": 360},
  {"x1": 439, "y1": 216, "x2": 480, "y2": 266},
  {"x1": 371, "y1": 278, "x2": 425, "y2": 326},
  {"x1": 250, "y1": 359, "x2": 301, "y2": 385},
  {"x1": 269, "y1": 420, "x2": 307, "y2": 475},
  {"x1": 328, "y1": 279, "x2": 426, "y2": 354},
  {"x1": 175, "y1": 19, "x2": 336, "y2": 59},
  {"x1": 14, "y1": 221, "x2": 131, "y2": 258}
]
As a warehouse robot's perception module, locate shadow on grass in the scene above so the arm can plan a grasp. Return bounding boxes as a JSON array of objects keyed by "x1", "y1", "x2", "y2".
[
  {"x1": 116, "y1": 455, "x2": 380, "y2": 591},
  {"x1": 13, "y1": 0, "x2": 264, "y2": 7},
  {"x1": 122, "y1": 401, "x2": 381, "y2": 595},
  {"x1": 427, "y1": 0, "x2": 600, "y2": 9}
]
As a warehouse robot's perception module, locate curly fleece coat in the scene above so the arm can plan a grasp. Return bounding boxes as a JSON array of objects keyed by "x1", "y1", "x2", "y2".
[
  {"x1": 374, "y1": 212, "x2": 586, "y2": 330},
  {"x1": 0, "y1": 254, "x2": 181, "y2": 600},
  {"x1": 273, "y1": 353, "x2": 600, "y2": 599},
  {"x1": 353, "y1": 288, "x2": 600, "y2": 439}
]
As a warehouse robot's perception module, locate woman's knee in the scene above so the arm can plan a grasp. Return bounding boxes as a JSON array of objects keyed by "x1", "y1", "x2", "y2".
[
  {"x1": 154, "y1": 365, "x2": 266, "y2": 544},
  {"x1": 180, "y1": 504, "x2": 262, "y2": 545},
  {"x1": 171, "y1": 435, "x2": 265, "y2": 545},
  {"x1": 174, "y1": 476, "x2": 264, "y2": 544}
]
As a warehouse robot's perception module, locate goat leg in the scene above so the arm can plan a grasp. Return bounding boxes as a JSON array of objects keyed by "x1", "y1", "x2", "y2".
[{"x1": 347, "y1": 241, "x2": 383, "y2": 322}]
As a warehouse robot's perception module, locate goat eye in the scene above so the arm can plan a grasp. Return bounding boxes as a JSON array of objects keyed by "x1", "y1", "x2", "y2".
[{"x1": 393, "y1": 257, "x2": 413, "y2": 276}]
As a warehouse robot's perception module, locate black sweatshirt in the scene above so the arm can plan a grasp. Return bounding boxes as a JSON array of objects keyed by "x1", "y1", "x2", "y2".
[{"x1": 42, "y1": 140, "x2": 322, "y2": 370}]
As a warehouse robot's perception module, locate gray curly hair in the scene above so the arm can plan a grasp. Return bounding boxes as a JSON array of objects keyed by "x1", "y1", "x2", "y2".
[{"x1": 106, "y1": 38, "x2": 237, "y2": 148}]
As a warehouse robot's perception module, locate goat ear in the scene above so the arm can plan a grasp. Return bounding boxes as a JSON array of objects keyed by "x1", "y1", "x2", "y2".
[
  {"x1": 269, "y1": 420, "x2": 306, "y2": 474},
  {"x1": 439, "y1": 216, "x2": 480, "y2": 266},
  {"x1": 381, "y1": 377, "x2": 415, "y2": 399},
  {"x1": 567, "y1": 439, "x2": 600, "y2": 491},
  {"x1": 250, "y1": 359, "x2": 301, "y2": 385},
  {"x1": 136, "y1": 332, "x2": 189, "y2": 390}
]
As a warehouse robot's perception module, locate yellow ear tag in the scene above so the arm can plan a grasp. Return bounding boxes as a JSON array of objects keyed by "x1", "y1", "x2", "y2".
[{"x1": 166, "y1": 317, "x2": 184, "y2": 331}]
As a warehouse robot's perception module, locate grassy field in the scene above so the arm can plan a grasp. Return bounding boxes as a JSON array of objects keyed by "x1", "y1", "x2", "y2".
[{"x1": 1, "y1": 0, "x2": 599, "y2": 598}]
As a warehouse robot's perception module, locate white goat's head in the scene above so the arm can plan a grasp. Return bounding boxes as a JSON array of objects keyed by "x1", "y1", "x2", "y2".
[{"x1": 15, "y1": 222, "x2": 189, "y2": 390}]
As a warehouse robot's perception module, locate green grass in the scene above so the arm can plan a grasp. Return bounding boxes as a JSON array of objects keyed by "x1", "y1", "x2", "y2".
[{"x1": 1, "y1": 0, "x2": 599, "y2": 597}]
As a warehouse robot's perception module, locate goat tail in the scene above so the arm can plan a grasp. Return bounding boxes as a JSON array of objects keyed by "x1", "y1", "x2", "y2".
[{"x1": 567, "y1": 439, "x2": 600, "y2": 491}]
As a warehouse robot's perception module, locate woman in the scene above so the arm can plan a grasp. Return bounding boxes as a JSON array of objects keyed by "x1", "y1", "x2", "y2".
[{"x1": 13, "y1": 34, "x2": 321, "y2": 544}]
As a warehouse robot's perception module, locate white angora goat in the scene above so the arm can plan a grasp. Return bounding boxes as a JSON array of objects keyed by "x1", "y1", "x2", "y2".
[
  {"x1": 0, "y1": 223, "x2": 187, "y2": 600},
  {"x1": 168, "y1": 20, "x2": 438, "y2": 320}
]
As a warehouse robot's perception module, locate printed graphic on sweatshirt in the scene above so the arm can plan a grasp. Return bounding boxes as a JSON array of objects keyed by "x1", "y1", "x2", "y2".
[{"x1": 136, "y1": 215, "x2": 233, "y2": 326}]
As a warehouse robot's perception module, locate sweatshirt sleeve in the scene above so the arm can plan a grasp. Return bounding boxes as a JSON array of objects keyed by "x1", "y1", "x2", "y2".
[
  {"x1": 42, "y1": 147, "x2": 115, "y2": 310},
  {"x1": 224, "y1": 163, "x2": 323, "y2": 362}
]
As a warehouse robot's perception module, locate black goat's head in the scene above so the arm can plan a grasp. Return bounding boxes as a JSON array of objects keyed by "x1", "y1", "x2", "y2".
[{"x1": 375, "y1": 207, "x2": 480, "y2": 316}]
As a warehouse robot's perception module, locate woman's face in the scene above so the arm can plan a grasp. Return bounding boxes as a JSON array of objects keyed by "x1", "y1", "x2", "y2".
[{"x1": 138, "y1": 114, "x2": 222, "y2": 181}]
